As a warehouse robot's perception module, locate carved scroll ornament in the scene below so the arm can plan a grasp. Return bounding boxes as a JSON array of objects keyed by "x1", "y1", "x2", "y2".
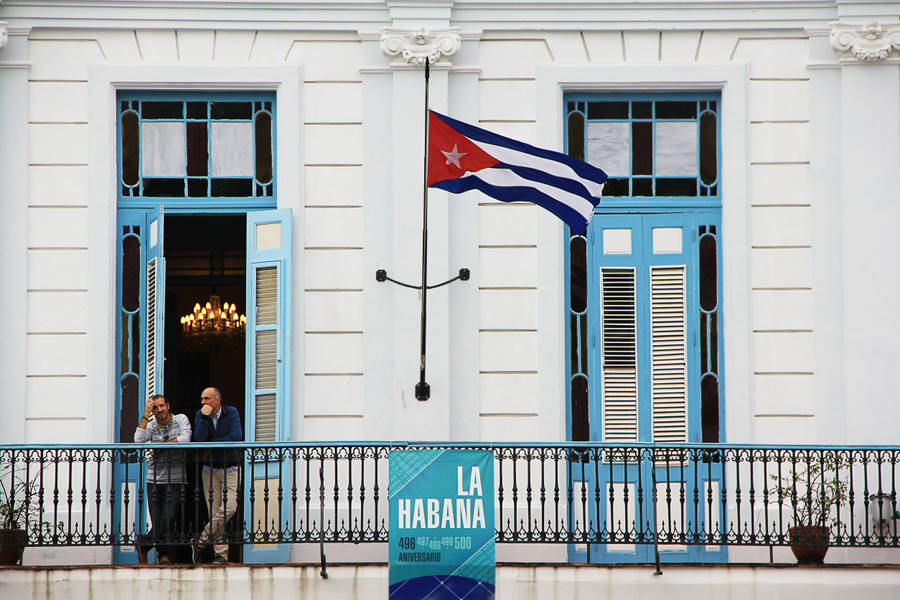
[
  {"x1": 831, "y1": 22, "x2": 900, "y2": 62},
  {"x1": 381, "y1": 28, "x2": 461, "y2": 65}
]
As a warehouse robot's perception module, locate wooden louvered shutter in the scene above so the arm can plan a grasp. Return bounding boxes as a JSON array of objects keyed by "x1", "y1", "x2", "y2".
[
  {"x1": 245, "y1": 209, "x2": 292, "y2": 565},
  {"x1": 600, "y1": 267, "x2": 639, "y2": 443},
  {"x1": 650, "y1": 265, "x2": 688, "y2": 443},
  {"x1": 145, "y1": 257, "x2": 158, "y2": 398},
  {"x1": 254, "y1": 267, "x2": 278, "y2": 442},
  {"x1": 145, "y1": 208, "x2": 164, "y2": 399},
  {"x1": 246, "y1": 209, "x2": 292, "y2": 445}
]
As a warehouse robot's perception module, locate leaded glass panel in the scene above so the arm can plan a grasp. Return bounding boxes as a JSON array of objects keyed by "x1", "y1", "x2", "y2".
[
  {"x1": 117, "y1": 93, "x2": 275, "y2": 200},
  {"x1": 567, "y1": 95, "x2": 721, "y2": 199}
]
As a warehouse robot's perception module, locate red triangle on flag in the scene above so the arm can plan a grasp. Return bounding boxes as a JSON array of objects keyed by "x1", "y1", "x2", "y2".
[{"x1": 427, "y1": 111, "x2": 499, "y2": 187}]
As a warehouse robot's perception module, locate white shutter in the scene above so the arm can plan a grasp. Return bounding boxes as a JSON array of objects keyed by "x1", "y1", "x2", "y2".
[
  {"x1": 600, "y1": 267, "x2": 638, "y2": 443},
  {"x1": 650, "y1": 265, "x2": 687, "y2": 443},
  {"x1": 145, "y1": 257, "x2": 158, "y2": 398},
  {"x1": 256, "y1": 267, "x2": 278, "y2": 325},
  {"x1": 254, "y1": 267, "x2": 278, "y2": 442}
]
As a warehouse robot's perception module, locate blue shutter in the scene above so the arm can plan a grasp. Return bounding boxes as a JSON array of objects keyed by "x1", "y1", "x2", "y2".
[
  {"x1": 145, "y1": 206, "x2": 165, "y2": 398},
  {"x1": 244, "y1": 208, "x2": 292, "y2": 564},
  {"x1": 113, "y1": 205, "x2": 165, "y2": 564}
]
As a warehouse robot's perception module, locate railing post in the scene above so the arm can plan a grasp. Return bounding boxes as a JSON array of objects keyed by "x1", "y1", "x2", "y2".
[
  {"x1": 319, "y1": 461, "x2": 328, "y2": 579},
  {"x1": 651, "y1": 448, "x2": 661, "y2": 575}
]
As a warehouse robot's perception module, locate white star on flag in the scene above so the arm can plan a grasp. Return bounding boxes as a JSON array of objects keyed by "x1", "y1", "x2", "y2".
[{"x1": 441, "y1": 144, "x2": 467, "y2": 168}]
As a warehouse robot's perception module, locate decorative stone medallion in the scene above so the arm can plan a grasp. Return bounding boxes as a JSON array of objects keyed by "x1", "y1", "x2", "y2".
[
  {"x1": 381, "y1": 28, "x2": 461, "y2": 65},
  {"x1": 831, "y1": 22, "x2": 900, "y2": 62}
]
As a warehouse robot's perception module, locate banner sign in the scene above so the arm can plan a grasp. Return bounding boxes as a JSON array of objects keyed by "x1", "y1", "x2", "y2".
[{"x1": 389, "y1": 449, "x2": 495, "y2": 599}]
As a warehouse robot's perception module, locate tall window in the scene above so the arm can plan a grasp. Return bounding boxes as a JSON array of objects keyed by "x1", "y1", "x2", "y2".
[{"x1": 565, "y1": 93, "x2": 723, "y2": 445}]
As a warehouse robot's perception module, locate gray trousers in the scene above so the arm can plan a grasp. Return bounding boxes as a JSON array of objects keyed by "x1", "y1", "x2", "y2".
[{"x1": 200, "y1": 467, "x2": 240, "y2": 561}]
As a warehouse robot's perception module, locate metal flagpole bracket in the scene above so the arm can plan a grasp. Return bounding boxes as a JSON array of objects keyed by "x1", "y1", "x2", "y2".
[
  {"x1": 375, "y1": 268, "x2": 470, "y2": 290},
  {"x1": 375, "y1": 266, "x2": 471, "y2": 402}
]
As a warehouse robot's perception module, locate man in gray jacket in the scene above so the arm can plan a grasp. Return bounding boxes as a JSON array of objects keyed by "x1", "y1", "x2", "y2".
[{"x1": 134, "y1": 394, "x2": 192, "y2": 564}]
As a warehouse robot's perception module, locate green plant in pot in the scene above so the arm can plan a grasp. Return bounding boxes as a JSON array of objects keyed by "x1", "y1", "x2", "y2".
[
  {"x1": 0, "y1": 463, "x2": 44, "y2": 566},
  {"x1": 768, "y1": 451, "x2": 849, "y2": 565}
]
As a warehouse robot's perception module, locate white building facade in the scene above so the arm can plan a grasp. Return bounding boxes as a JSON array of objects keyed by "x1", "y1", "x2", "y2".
[{"x1": 1, "y1": 0, "x2": 899, "y2": 569}]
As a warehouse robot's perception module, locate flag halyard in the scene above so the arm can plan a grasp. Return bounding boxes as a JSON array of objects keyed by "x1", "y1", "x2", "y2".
[{"x1": 427, "y1": 111, "x2": 608, "y2": 232}]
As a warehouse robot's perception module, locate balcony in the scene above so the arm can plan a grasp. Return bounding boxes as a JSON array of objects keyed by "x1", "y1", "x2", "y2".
[{"x1": 1, "y1": 443, "x2": 899, "y2": 598}]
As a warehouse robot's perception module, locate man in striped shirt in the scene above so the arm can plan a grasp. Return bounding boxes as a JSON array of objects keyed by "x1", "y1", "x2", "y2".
[{"x1": 134, "y1": 394, "x2": 192, "y2": 564}]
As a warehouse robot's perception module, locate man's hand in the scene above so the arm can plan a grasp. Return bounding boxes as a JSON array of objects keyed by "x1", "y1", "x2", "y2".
[
  {"x1": 137, "y1": 398, "x2": 155, "y2": 431},
  {"x1": 201, "y1": 404, "x2": 213, "y2": 417}
]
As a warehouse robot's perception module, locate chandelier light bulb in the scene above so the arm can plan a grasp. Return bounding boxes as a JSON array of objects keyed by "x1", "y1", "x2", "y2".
[{"x1": 181, "y1": 294, "x2": 247, "y2": 344}]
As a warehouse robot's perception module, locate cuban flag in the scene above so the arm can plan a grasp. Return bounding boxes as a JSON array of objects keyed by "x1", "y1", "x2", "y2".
[{"x1": 427, "y1": 111, "x2": 607, "y2": 233}]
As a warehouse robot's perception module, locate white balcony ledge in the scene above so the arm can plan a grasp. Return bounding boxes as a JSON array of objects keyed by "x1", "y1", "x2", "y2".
[{"x1": 2, "y1": 563, "x2": 900, "y2": 600}]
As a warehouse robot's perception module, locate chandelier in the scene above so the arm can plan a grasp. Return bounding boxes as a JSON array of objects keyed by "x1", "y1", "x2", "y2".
[{"x1": 180, "y1": 294, "x2": 246, "y2": 353}]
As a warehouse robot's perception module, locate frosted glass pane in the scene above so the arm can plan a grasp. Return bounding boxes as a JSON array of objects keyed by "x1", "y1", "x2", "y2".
[
  {"x1": 587, "y1": 122, "x2": 629, "y2": 177},
  {"x1": 141, "y1": 122, "x2": 186, "y2": 177},
  {"x1": 256, "y1": 222, "x2": 281, "y2": 251},
  {"x1": 655, "y1": 122, "x2": 697, "y2": 176},
  {"x1": 603, "y1": 228, "x2": 631, "y2": 254},
  {"x1": 210, "y1": 122, "x2": 253, "y2": 177},
  {"x1": 652, "y1": 227, "x2": 682, "y2": 254},
  {"x1": 149, "y1": 219, "x2": 158, "y2": 249}
]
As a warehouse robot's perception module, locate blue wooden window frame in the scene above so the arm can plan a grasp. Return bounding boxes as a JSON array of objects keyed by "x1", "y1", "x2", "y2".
[
  {"x1": 113, "y1": 91, "x2": 284, "y2": 564},
  {"x1": 117, "y1": 91, "x2": 276, "y2": 210},
  {"x1": 564, "y1": 91, "x2": 724, "y2": 447},
  {"x1": 563, "y1": 92, "x2": 726, "y2": 565}
]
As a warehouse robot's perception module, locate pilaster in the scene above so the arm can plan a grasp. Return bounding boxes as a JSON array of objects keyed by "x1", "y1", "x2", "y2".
[
  {"x1": 447, "y1": 31, "x2": 482, "y2": 441},
  {"x1": 830, "y1": 20, "x2": 900, "y2": 443},
  {"x1": 361, "y1": 22, "x2": 461, "y2": 440},
  {"x1": 806, "y1": 27, "x2": 845, "y2": 443},
  {"x1": 0, "y1": 23, "x2": 31, "y2": 443}
]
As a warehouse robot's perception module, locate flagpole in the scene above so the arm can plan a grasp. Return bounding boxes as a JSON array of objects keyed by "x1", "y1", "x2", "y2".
[{"x1": 415, "y1": 57, "x2": 431, "y2": 402}]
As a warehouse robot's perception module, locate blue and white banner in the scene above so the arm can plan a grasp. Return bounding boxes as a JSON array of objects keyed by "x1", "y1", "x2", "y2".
[{"x1": 389, "y1": 449, "x2": 495, "y2": 599}]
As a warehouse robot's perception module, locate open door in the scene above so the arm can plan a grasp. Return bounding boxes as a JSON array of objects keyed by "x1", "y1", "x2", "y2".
[
  {"x1": 243, "y1": 209, "x2": 292, "y2": 563},
  {"x1": 113, "y1": 205, "x2": 165, "y2": 564}
]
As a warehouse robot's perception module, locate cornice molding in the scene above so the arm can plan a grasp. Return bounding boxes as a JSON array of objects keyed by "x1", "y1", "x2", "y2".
[
  {"x1": 830, "y1": 22, "x2": 900, "y2": 63},
  {"x1": 380, "y1": 27, "x2": 461, "y2": 66}
]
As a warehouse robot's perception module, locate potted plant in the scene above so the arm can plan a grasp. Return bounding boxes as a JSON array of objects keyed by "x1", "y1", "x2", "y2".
[
  {"x1": 0, "y1": 463, "x2": 43, "y2": 566},
  {"x1": 768, "y1": 451, "x2": 849, "y2": 565}
]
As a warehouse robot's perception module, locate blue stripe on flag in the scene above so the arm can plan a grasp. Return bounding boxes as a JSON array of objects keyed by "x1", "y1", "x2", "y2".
[
  {"x1": 431, "y1": 172, "x2": 591, "y2": 233},
  {"x1": 498, "y1": 162, "x2": 599, "y2": 210}
]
